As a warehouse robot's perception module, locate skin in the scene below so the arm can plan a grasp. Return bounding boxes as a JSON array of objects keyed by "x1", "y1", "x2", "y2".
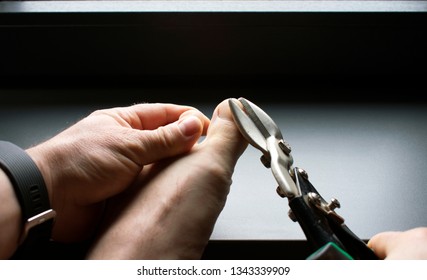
[
  {"x1": 86, "y1": 99, "x2": 248, "y2": 259},
  {"x1": 368, "y1": 227, "x2": 427, "y2": 260},
  {"x1": 1, "y1": 101, "x2": 212, "y2": 258},
  {"x1": 1, "y1": 99, "x2": 248, "y2": 260},
  {"x1": 8, "y1": 98, "x2": 425, "y2": 260},
  {"x1": 0, "y1": 170, "x2": 21, "y2": 258}
]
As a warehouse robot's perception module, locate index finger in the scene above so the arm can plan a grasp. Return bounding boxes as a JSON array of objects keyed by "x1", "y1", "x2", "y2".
[{"x1": 97, "y1": 103, "x2": 210, "y2": 131}]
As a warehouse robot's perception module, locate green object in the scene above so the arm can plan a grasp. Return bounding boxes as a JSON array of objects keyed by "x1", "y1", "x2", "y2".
[{"x1": 306, "y1": 242, "x2": 354, "y2": 260}]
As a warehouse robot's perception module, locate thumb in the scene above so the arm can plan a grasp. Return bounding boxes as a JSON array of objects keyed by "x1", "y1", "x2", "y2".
[
  {"x1": 201, "y1": 98, "x2": 248, "y2": 168},
  {"x1": 137, "y1": 113, "x2": 207, "y2": 165}
]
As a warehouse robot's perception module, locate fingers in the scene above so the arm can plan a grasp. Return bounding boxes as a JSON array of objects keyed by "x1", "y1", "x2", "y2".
[
  {"x1": 94, "y1": 103, "x2": 210, "y2": 166},
  {"x1": 87, "y1": 99, "x2": 249, "y2": 259},
  {"x1": 124, "y1": 99, "x2": 246, "y2": 167},
  {"x1": 368, "y1": 231, "x2": 399, "y2": 259},
  {"x1": 200, "y1": 98, "x2": 248, "y2": 168},
  {"x1": 368, "y1": 228, "x2": 427, "y2": 260},
  {"x1": 96, "y1": 103, "x2": 210, "y2": 131},
  {"x1": 135, "y1": 111, "x2": 208, "y2": 165}
]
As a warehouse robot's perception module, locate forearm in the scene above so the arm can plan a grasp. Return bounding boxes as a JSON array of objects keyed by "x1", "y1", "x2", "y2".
[{"x1": 0, "y1": 170, "x2": 21, "y2": 259}]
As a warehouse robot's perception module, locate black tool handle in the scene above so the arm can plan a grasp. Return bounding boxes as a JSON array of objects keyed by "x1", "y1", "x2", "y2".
[{"x1": 290, "y1": 168, "x2": 378, "y2": 260}]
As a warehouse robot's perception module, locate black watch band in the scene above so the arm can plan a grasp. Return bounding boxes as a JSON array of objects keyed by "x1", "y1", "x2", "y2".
[{"x1": 0, "y1": 141, "x2": 56, "y2": 245}]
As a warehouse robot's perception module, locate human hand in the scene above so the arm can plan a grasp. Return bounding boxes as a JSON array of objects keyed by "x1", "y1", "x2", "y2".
[
  {"x1": 86, "y1": 98, "x2": 248, "y2": 259},
  {"x1": 26, "y1": 103, "x2": 210, "y2": 242},
  {"x1": 368, "y1": 227, "x2": 427, "y2": 259}
]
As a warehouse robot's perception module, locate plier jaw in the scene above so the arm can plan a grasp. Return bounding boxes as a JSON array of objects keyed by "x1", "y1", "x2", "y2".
[
  {"x1": 228, "y1": 97, "x2": 300, "y2": 198},
  {"x1": 228, "y1": 97, "x2": 378, "y2": 260}
]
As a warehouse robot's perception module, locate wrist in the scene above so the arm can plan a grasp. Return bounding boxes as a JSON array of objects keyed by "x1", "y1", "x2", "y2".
[
  {"x1": 0, "y1": 141, "x2": 56, "y2": 248},
  {"x1": 0, "y1": 170, "x2": 21, "y2": 258}
]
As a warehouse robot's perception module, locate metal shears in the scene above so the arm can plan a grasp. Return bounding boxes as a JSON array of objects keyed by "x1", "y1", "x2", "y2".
[{"x1": 229, "y1": 97, "x2": 378, "y2": 260}]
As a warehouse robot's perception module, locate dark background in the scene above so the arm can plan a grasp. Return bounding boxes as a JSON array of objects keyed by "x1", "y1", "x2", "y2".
[{"x1": 1, "y1": 12, "x2": 426, "y2": 106}]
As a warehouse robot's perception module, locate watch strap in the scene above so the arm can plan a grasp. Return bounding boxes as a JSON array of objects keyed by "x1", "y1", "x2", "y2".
[{"x1": 0, "y1": 141, "x2": 55, "y2": 245}]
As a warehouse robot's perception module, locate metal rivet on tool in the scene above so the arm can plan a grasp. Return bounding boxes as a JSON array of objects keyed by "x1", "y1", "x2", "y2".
[
  {"x1": 278, "y1": 140, "x2": 292, "y2": 155},
  {"x1": 327, "y1": 198, "x2": 341, "y2": 211},
  {"x1": 276, "y1": 186, "x2": 286, "y2": 198},
  {"x1": 297, "y1": 168, "x2": 309, "y2": 180},
  {"x1": 260, "y1": 155, "x2": 270, "y2": 168},
  {"x1": 288, "y1": 209, "x2": 297, "y2": 222},
  {"x1": 308, "y1": 192, "x2": 321, "y2": 206}
]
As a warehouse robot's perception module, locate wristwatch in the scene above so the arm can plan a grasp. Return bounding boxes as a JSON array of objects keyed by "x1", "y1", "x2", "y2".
[{"x1": 0, "y1": 141, "x2": 56, "y2": 246}]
